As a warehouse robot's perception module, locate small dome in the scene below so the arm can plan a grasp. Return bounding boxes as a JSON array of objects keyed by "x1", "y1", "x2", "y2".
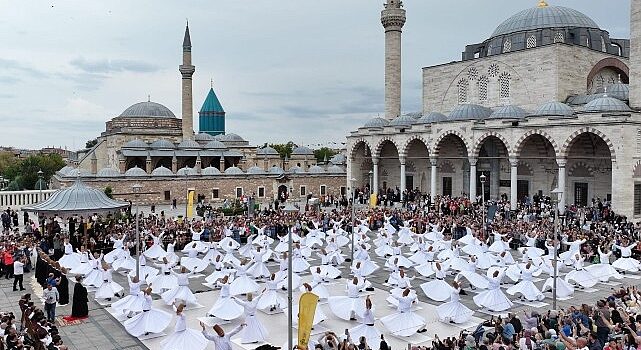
[
  {"x1": 417, "y1": 112, "x2": 447, "y2": 124},
  {"x1": 308, "y1": 165, "x2": 325, "y2": 174},
  {"x1": 119, "y1": 101, "x2": 176, "y2": 118},
  {"x1": 288, "y1": 165, "x2": 305, "y2": 174},
  {"x1": 390, "y1": 114, "x2": 417, "y2": 127},
  {"x1": 204, "y1": 140, "x2": 227, "y2": 149},
  {"x1": 64, "y1": 168, "x2": 92, "y2": 178},
  {"x1": 329, "y1": 154, "x2": 346, "y2": 165},
  {"x1": 246, "y1": 166, "x2": 266, "y2": 174},
  {"x1": 491, "y1": 5, "x2": 599, "y2": 38},
  {"x1": 202, "y1": 166, "x2": 221, "y2": 175},
  {"x1": 97, "y1": 167, "x2": 120, "y2": 177},
  {"x1": 448, "y1": 104, "x2": 493, "y2": 121},
  {"x1": 151, "y1": 166, "x2": 173, "y2": 176},
  {"x1": 292, "y1": 146, "x2": 314, "y2": 156},
  {"x1": 605, "y1": 83, "x2": 629, "y2": 101},
  {"x1": 224, "y1": 166, "x2": 244, "y2": 175},
  {"x1": 218, "y1": 133, "x2": 245, "y2": 142},
  {"x1": 327, "y1": 165, "x2": 345, "y2": 173},
  {"x1": 363, "y1": 117, "x2": 390, "y2": 128},
  {"x1": 176, "y1": 167, "x2": 197, "y2": 176},
  {"x1": 123, "y1": 139, "x2": 148, "y2": 149},
  {"x1": 268, "y1": 166, "x2": 285, "y2": 174},
  {"x1": 149, "y1": 139, "x2": 175, "y2": 149},
  {"x1": 489, "y1": 105, "x2": 528, "y2": 119},
  {"x1": 194, "y1": 133, "x2": 214, "y2": 142},
  {"x1": 534, "y1": 101, "x2": 575, "y2": 117},
  {"x1": 125, "y1": 166, "x2": 147, "y2": 177},
  {"x1": 582, "y1": 96, "x2": 631, "y2": 113},
  {"x1": 57, "y1": 166, "x2": 74, "y2": 176},
  {"x1": 177, "y1": 140, "x2": 202, "y2": 149},
  {"x1": 257, "y1": 146, "x2": 279, "y2": 156}
]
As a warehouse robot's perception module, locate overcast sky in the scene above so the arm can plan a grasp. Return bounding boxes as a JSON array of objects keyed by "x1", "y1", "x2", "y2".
[{"x1": 0, "y1": 0, "x2": 631, "y2": 150}]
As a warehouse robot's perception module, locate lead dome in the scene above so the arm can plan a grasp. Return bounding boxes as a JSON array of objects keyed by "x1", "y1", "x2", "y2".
[
  {"x1": 491, "y1": 5, "x2": 599, "y2": 38},
  {"x1": 119, "y1": 101, "x2": 176, "y2": 118}
]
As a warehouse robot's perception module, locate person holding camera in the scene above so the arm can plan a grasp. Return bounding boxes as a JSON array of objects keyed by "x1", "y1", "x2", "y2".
[{"x1": 13, "y1": 255, "x2": 26, "y2": 291}]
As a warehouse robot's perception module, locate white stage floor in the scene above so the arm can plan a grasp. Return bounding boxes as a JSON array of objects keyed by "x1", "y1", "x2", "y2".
[{"x1": 106, "y1": 275, "x2": 484, "y2": 350}]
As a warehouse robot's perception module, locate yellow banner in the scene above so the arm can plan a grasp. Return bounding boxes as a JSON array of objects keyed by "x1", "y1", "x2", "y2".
[
  {"x1": 297, "y1": 292, "x2": 319, "y2": 348},
  {"x1": 186, "y1": 189, "x2": 195, "y2": 217},
  {"x1": 369, "y1": 193, "x2": 377, "y2": 207}
]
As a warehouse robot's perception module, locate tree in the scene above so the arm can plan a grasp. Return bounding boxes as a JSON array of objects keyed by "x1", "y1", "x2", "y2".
[
  {"x1": 269, "y1": 141, "x2": 297, "y2": 159},
  {"x1": 1, "y1": 153, "x2": 65, "y2": 190},
  {"x1": 104, "y1": 186, "x2": 113, "y2": 199},
  {"x1": 85, "y1": 138, "x2": 98, "y2": 149},
  {"x1": 0, "y1": 152, "x2": 18, "y2": 176},
  {"x1": 314, "y1": 147, "x2": 337, "y2": 163}
]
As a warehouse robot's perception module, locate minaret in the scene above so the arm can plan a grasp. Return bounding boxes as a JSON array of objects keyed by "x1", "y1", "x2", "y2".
[
  {"x1": 630, "y1": 0, "x2": 641, "y2": 108},
  {"x1": 381, "y1": 0, "x2": 406, "y2": 120},
  {"x1": 180, "y1": 23, "x2": 196, "y2": 140}
]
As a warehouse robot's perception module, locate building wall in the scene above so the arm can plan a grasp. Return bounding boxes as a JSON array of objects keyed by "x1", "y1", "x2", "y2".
[{"x1": 422, "y1": 44, "x2": 627, "y2": 115}]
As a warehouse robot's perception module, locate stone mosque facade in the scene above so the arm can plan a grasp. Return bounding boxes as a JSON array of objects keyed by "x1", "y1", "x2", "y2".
[
  {"x1": 53, "y1": 25, "x2": 346, "y2": 205},
  {"x1": 346, "y1": 0, "x2": 641, "y2": 219}
]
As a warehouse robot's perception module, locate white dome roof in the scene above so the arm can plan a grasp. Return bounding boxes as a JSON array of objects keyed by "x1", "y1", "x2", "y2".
[
  {"x1": 246, "y1": 166, "x2": 266, "y2": 174},
  {"x1": 125, "y1": 166, "x2": 147, "y2": 177},
  {"x1": 151, "y1": 166, "x2": 173, "y2": 176},
  {"x1": 268, "y1": 166, "x2": 285, "y2": 174},
  {"x1": 149, "y1": 139, "x2": 175, "y2": 149},
  {"x1": 224, "y1": 166, "x2": 244, "y2": 175},
  {"x1": 176, "y1": 167, "x2": 197, "y2": 176},
  {"x1": 123, "y1": 139, "x2": 148, "y2": 149},
  {"x1": 202, "y1": 166, "x2": 221, "y2": 175},
  {"x1": 119, "y1": 101, "x2": 176, "y2": 118},
  {"x1": 308, "y1": 165, "x2": 325, "y2": 174}
]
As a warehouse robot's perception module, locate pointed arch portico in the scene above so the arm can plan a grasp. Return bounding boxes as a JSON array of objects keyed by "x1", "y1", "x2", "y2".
[{"x1": 431, "y1": 132, "x2": 470, "y2": 199}]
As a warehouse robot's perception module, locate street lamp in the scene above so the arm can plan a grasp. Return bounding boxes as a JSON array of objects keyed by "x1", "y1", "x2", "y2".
[
  {"x1": 368, "y1": 170, "x2": 373, "y2": 195},
  {"x1": 551, "y1": 187, "x2": 564, "y2": 310},
  {"x1": 350, "y1": 178, "x2": 357, "y2": 263},
  {"x1": 37, "y1": 170, "x2": 43, "y2": 202},
  {"x1": 479, "y1": 173, "x2": 487, "y2": 238},
  {"x1": 132, "y1": 183, "x2": 142, "y2": 279}
]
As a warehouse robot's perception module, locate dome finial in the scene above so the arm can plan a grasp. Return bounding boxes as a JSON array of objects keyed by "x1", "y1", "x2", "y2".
[
  {"x1": 537, "y1": 0, "x2": 548, "y2": 8},
  {"x1": 147, "y1": 94, "x2": 150, "y2": 102},
  {"x1": 618, "y1": 74, "x2": 622, "y2": 83}
]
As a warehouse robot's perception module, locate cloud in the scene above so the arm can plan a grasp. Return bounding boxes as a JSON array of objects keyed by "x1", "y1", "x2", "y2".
[
  {"x1": 70, "y1": 57, "x2": 160, "y2": 74},
  {"x1": 0, "y1": 58, "x2": 48, "y2": 78}
]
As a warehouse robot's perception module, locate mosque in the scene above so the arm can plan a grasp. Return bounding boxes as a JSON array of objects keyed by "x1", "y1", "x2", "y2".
[
  {"x1": 346, "y1": 0, "x2": 641, "y2": 218},
  {"x1": 52, "y1": 25, "x2": 346, "y2": 205}
]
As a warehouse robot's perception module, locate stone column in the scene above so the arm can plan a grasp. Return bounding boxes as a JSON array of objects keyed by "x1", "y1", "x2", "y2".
[
  {"x1": 372, "y1": 157, "x2": 380, "y2": 195},
  {"x1": 399, "y1": 155, "x2": 406, "y2": 201},
  {"x1": 469, "y1": 158, "x2": 477, "y2": 201},
  {"x1": 171, "y1": 154, "x2": 178, "y2": 173},
  {"x1": 557, "y1": 158, "x2": 567, "y2": 214},
  {"x1": 510, "y1": 158, "x2": 518, "y2": 211},
  {"x1": 430, "y1": 158, "x2": 438, "y2": 200},
  {"x1": 195, "y1": 154, "x2": 202, "y2": 174},
  {"x1": 145, "y1": 155, "x2": 152, "y2": 174},
  {"x1": 219, "y1": 157, "x2": 225, "y2": 171},
  {"x1": 381, "y1": 0, "x2": 406, "y2": 119},
  {"x1": 631, "y1": 0, "x2": 641, "y2": 108}
]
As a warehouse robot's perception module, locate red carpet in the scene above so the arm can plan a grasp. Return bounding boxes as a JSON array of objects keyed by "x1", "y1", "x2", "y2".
[{"x1": 58, "y1": 316, "x2": 88, "y2": 326}]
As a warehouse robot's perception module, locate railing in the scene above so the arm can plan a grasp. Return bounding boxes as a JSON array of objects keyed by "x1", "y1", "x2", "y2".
[{"x1": 0, "y1": 190, "x2": 56, "y2": 209}]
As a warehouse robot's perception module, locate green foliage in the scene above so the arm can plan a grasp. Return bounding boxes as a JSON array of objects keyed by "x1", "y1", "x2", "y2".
[
  {"x1": 314, "y1": 147, "x2": 336, "y2": 163},
  {"x1": 104, "y1": 186, "x2": 114, "y2": 199},
  {"x1": 0, "y1": 152, "x2": 18, "y2": 175},
  {"x1": 268, "y1": 141, "x2": 297, "y2": 159},
  {"x1": 85, "y1": 139, "x2": 98, "y2": 149},
  {"x1": 1, "y1": 153, "x2": 65, "y2": 190}
]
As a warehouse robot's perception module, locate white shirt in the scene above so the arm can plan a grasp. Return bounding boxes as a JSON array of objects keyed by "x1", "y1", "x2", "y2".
[
  {"x1": 202, "y1": 325, "x2": 243, "y2": 350},
  {"x1": 13, "y1": 261, "x2": 24, "y2": 275}
]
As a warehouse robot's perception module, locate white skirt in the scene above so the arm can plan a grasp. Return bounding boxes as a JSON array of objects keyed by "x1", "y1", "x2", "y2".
[
  {"x1": 349, "y1": 323, "x2": 381, "y2": 348},
  {"x1": 473, "y1": 288, "x2": 513, "y2": 311},
  {"x1": 148, "y1": 274, "x2": 178, "y2": 293},
  {"x1": 276, "y1": 271, "x2": 302, "y2": 290},
  {"x1": 104, "y1": 249, "x2": 124, "y2": 264},
  {"x1": 327, "y1": 296, "x2": 367, "y2": 321},
  {"x1": 420, "y1": 280, "x2": 454, "y2": 302},
  {"x1": 292, "y1": 258, "x2": 310, "y2": 273},
  {"x1": 565, "y1": 269, "x2": 598, "y2": 288},
  {"x1": 207, "y1": 296, "x2": 244, "y2": 320},
  {"x1": 144, "y1": 244, "x2": 167, "y2": 260},
  {"x1": 83, "y1": 269, "x2": 103, "y2": 287},
  {"x1": 256, "y1": 290, "x2": 286, "y2": 310},
  {"x1": 113, "y1": 257, "x2": 136, "y2": 271},
  {"x1": 59, "y1": 254, "x2": 81, "y2": 270},
  {"x1": 160, "y1": 328, "x2": 208, "y2": 350},
  {"x1": 585, "y1": 263, "x2": 622, "y2": 282},
  {"x1": 95, "y1": 281, "x2": 124, "y2": 300},
  {"x1": 70, "y1": 262, "x2": 92, "y2": 276},
  {"x1": 541, "y1": 277, "x2": 574, "y2": 298},
  {"x1": 612, "y1": 257, "x2": 641, "y2": 273},
  {"x1": 506, "y1": 280, "x2": 544, "y2": 301},
  {"x1": 238, "y1": 314, "x2": 268, "y2": 343},
  {"x1": 247, "y1": 262, "x2": 270, "y2": 278},
  {"x1": 112, "y1": 293, "x2": 147, "y2": 314},
  {"x1": 292, "y1": 303, "x2": 326, "y2": 326},
  {"x1": 161, "y1": 286, "x2": 201, "y2": 306},
  {"x1": 229, "y1": 276, "x2": 260, "y2": 296},
  {"x1": 436, "y1": 300, "x2": 473, "y2": 324},
  {"x1": 380, "y1": 311, "x2": 425, "y2": 337},
  {"x1": 123, "y1": 309, "x2": 172, "y2": 337},
  {"x1": 180, "y1": 257, "x2": 208, "y2": 273}
]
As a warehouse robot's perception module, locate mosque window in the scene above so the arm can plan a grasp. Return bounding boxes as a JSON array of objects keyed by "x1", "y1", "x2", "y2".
[
  {"x1": 235, "y1": 187, "x2": 243, "y2": 198},
  {"x1": 320, "y1": 185, "x2": 327, "y2": 196},
  {"x1": 478, "y1": 76, "x2": 488, "y2": 101},
  {"x1": 257, "y1": 186, "x2": 265, "y2": 198},
  {"x1": 503, "y1": 39, "x2": 512, "y2": 53},
  {"x1": 457, "y1": 78, "x2": 469, "y2": 104},
  {"x1": 526, "y1": 35, "x2": 536, "y2": 49},
  {"x1": 300, "y1": 186, "x2": 307, "y2": 196},
  {"x1": 635, "y1": 184, "x2": 641, "y2": 215},
  {"x1": 488, "y1": 63, "x2": 499, "y2": 78},
  {"x1": 554, "y1": 32, "x2": 564, "y2": 43},
  {"x1": 468, "y1": 67, "x2": 478, "y2": 80},
  {"x1": 601, "y1": 37, "x2": 606, "y2": 52},
  {"x1": 499, "y1": 72, "x2": 511, "y2": 99}
]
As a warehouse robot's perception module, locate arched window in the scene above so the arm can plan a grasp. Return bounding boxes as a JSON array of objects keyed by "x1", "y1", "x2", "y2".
[
  {"x1": 478, "y1": 76, "x2": 488, "y2": 101},
  {"x1": 499, "y1": 72, "x2": 511, "y2": 99},
  {"x1": 601, "y1": 37, "x2": 606, "y2": 52},
  {"x1": 526, "y1": 35, "x2": 536, "y2": 49},
  {"x1": 457, "y1": 78, "x2": 469, "y2": 104},
  {"x1": 554, "y1": 32, "x2": 564, "y2": 43},
  {"x1": 468, "y1": 67, "x2": 478, "y2": 80},
  {"x1": 488, "y1": 63, "x2": 499, "y2": 78},
  {"x1": 503, "y1": 39, "x2": 512, "y2": 53}
]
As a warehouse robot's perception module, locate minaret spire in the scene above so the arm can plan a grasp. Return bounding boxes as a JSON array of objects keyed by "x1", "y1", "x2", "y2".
[
  {"x1": 381, "y1": 0, "x2": 406, "y2": 119},
  {"x1": 180, "y1": 22, "x2": 195, "y2": 140}
]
